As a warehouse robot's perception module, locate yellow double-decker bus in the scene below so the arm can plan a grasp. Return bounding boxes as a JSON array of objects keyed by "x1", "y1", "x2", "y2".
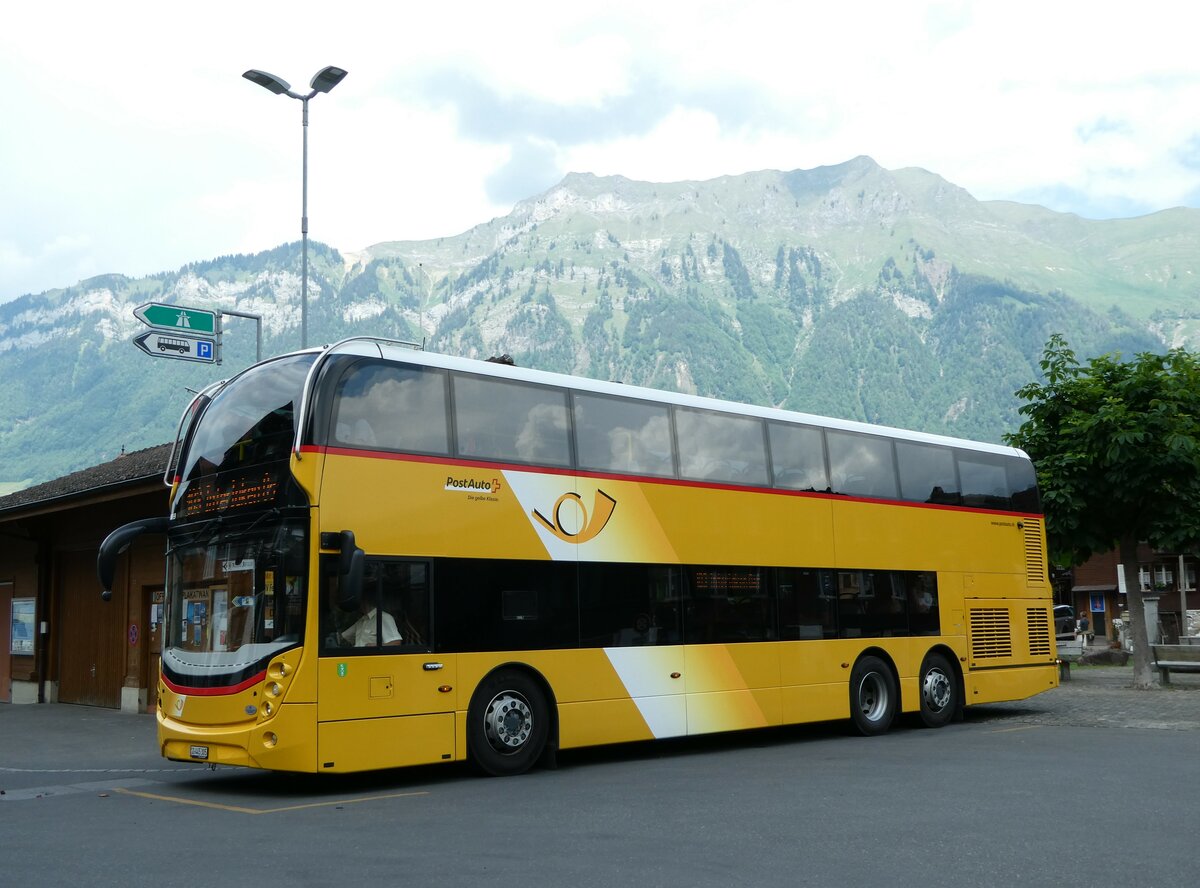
[{"x1": 99, "y1": 339, "x2": 1057, "y2": 776}]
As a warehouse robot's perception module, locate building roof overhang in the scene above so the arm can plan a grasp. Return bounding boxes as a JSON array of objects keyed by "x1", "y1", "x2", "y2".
[{"x1": 0, "y1": 444, "x2": 172, "y2": 523}]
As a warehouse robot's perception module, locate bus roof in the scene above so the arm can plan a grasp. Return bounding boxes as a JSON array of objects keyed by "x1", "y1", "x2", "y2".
[{"x1": 285, "y1": 338, "x2": 1030, "y2": 462}]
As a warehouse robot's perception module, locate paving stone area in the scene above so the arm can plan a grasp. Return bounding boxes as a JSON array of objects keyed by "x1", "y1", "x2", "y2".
[{"x1": 971, "y1": 664, "x2": 1200, "y2": 731}]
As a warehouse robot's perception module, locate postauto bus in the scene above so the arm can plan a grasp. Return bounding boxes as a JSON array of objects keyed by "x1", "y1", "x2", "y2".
[{"x1": 99, "y1": 339, "x2": 1057, "y2": 776}]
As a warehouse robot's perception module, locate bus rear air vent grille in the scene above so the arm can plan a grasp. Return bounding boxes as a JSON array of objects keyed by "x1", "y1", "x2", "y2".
[
  {"x1": 1026, "y1": 607, "x2": 1052, "y2": 657},
  {"x1": 969, "y1": 608, "x2": 1013, "y2": 659},
  {"x1": 1023, "y1": 519, "x2": 1047, "y2": 586}
]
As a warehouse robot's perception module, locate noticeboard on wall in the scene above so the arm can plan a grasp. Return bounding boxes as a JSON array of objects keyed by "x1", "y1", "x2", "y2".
[{"x1": 11, "y1": 597, "x2": 35, "y2": 655}]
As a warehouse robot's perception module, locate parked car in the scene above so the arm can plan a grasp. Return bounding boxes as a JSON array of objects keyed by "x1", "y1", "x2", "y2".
[{"x1": 1054, "y1": 604, "x2": 1075, "y2": 639}]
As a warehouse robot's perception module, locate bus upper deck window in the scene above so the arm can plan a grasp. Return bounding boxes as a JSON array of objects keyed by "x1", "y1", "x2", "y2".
[{"x1": 332, "y1": 362, "x2": 450, "y2": 455}]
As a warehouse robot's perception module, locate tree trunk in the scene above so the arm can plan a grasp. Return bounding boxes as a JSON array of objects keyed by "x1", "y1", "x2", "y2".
[{"x1": 1119, "y1": 535, "x2": 1156, "y2": 689}]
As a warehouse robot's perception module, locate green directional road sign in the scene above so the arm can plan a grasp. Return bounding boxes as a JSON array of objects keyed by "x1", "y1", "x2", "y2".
[{"x1": 134, "y1": 302, "x2": 218, "y2": 335}]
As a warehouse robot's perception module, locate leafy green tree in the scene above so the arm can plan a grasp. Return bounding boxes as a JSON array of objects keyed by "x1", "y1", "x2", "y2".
[{"x1": 1005, "y1": 334, "x2": 1200, "y2": 688}]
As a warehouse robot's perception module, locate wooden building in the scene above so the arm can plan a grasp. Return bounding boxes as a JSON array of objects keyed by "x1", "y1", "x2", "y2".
[
  {"x1": 1071, "y1": 545, "x2": 1199, "y2": 642},
  {"x1": 0, "y1": 445, "x2": 171, "y2": 709}
]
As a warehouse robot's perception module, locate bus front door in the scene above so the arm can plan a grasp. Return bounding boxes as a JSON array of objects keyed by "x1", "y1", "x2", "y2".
[{"x1": 316, "y1": 559, "x2": 455, "y2": 772}]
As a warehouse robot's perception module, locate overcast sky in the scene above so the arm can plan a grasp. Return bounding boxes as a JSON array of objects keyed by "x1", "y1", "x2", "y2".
[{"x1": 2, "y1": 1, "x2": 1198, "y2": 303}]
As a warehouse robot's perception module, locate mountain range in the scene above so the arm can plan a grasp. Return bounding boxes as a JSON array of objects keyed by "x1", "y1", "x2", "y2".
[{"x1": 2, "y1": 155, "x2": 1197, "y2": 491}]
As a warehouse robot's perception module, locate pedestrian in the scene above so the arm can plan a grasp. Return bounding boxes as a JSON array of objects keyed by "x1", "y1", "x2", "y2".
[{"x1": 1078, "y1": 611, "x2": 1090, "y2": 646}]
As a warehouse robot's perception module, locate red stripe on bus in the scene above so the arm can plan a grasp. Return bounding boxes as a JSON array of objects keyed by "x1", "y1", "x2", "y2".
[
  {"x1": 304, "y1": 445, "x2": 576, "y2": 478},
  {"x1": 299, "y1": 445, "x2": 1044, "y2": 520},
  {"x1": 162, "y1": 670, "x2": 266, "y2": 696}
]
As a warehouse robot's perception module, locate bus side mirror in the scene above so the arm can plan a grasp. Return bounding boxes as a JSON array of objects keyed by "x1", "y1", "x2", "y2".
[
  {"x1": 97, "y1": 517, "x2": 169, "y2": 601},
  {"x1": 337, "y1": 530, "x2": 365, "y2": 610}
]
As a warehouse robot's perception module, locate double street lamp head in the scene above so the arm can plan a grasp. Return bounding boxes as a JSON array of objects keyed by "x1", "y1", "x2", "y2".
[{"x1": 242, "y1": 65, "x2": 347, "y2": 100}]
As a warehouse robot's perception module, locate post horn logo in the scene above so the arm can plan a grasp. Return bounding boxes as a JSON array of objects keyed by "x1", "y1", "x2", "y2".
[{"x1": 532, "y1": 489, "x2": 617, "y2": 544}]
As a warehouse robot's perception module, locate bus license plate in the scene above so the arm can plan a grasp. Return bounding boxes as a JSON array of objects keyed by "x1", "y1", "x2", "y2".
[{"x1": 190, "y1": 745, "x2": 209, "y2": 760}]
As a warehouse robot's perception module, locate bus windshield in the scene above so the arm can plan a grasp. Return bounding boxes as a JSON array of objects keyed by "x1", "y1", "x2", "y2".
[
  {"x1": 163, "y1": 520, "x2": 308, "y2": 687},
  {"x1": 172, "y1": 353, "x2": 315, "y2": 524},
  {"x1": 180, "y1": 354, "x2": 316, "y2": 484}
]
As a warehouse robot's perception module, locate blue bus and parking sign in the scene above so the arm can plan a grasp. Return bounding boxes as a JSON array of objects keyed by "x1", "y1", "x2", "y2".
[{"x1": 132, "y1": 301, "x2": 221, "y2": 364}]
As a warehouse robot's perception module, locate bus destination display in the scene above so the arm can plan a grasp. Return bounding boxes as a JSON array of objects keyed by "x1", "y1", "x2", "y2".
[{"x1": 175, "y1": 467, "x2": 282, "y2": 519}]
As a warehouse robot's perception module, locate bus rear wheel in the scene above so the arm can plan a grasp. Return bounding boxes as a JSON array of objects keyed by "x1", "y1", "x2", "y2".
[
  {"x1": 918, "y1": 652, "x2": 957, "y2": 728},
  {"x1": 849, "y1": 655, "x2": 897, "y2": 736},
  {"x1": 468, "y1": 669, "x2": 549, "y2": 777}
]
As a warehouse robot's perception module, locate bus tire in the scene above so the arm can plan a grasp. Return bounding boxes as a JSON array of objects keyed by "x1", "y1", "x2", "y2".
[
  {"x1": 467, "y1": 669, "x2": 549, "y2": 777},
  {"x1": 849, "y1": 655, "x2": 896, "y2": 736},
  {"x1": 918, "y1": 652, "x2": 957, "y2": 729}
]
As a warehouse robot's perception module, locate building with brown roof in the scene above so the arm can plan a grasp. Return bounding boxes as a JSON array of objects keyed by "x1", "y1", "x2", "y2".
[{"x1": 0, "y1": 444, "x2": 172, "y2": 709}]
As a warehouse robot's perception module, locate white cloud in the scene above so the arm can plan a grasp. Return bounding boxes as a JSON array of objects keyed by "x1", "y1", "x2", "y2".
[{"x1": 2, "y1": 0, "x2": 1199, "y2": 302}]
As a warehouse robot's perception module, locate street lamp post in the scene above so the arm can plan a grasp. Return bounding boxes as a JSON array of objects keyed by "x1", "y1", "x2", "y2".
[{"x1": 243, "y1": 65, "x2": 348, "y2": 349}]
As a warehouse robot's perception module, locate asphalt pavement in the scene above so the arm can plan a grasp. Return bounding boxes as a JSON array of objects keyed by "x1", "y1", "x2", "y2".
[
  {"x1": 3, "y1": 665, "x2": 1199, "y2": 888},
  {"x1": 3, "y1": 663, "x2": 1197, "y2": 786}
]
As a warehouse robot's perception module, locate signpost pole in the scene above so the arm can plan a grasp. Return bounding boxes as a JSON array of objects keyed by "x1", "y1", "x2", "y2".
[{"x1": 220, "y1": 309, "x2": 263, "y2": 362}]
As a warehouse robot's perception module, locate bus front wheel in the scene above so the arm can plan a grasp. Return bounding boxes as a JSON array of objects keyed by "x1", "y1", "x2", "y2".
[
  {"x1": 849, "y1": 655, "x2": 897, "y2": 736},
  {"x1": 918, "y1": 652, "x2": 957, "y2": 728},
  {"x1": 467, "y1": 669, "x2": 549, "y2": 777}
]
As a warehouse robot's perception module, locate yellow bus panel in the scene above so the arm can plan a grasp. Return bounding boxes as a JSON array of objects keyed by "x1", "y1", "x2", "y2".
[
  {"x1": 557, "y1": 698, "x2": 661, "y2": 749},
  {"x1": 318, "y1": 713, "x2": 455, "y2": 772},
  {"x1": 316, "y1": 653, "x2": 458, "y2": 723},
  {"x1": 684, "y1": 643, "x2": 781, "y2": 694},
  {"x1": 780, "y1": 682, "x2": 851, "y2": 724},
  {"x1": 965, "y1": 664, "x2": 1059, "y2": 705},
  {"x1": 687, "y1": 688, "x2": 780, "y2": 733}
]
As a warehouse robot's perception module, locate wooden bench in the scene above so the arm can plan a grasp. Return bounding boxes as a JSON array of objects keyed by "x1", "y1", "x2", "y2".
[
  {"x1": 1057, "y1": 638, "x2": 1085, "y2": 681},
  {"x1": 1151, "y1": 644, "x2": 1200, "y2": 684}
]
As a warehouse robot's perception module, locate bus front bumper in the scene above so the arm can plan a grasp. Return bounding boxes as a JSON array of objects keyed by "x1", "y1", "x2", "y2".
[{"x1": 158, "y1": 702, "x2": 317, "y2": 773}]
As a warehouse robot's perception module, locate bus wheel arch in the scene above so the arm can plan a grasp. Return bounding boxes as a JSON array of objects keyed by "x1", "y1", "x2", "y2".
[
  {"x1": 848, "y1": 650, "x2": 899, "y2": 736},
  {"x1": 917, "y1": 647, "x2": 961, "y2": 729},
  {"x1": 466, "y1": 664, "x2": 558, "y2": 777}
]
